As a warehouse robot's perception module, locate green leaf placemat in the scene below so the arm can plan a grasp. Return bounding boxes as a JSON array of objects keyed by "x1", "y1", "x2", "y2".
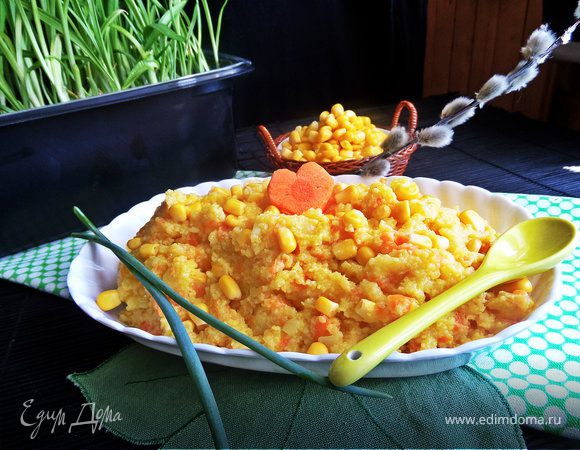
[
  {"x1": 0, "y1": 173, "x2": 578, "y2": 438},
  {"x1": 68, "y1": 344, "x2": 525, "y2": 449}
]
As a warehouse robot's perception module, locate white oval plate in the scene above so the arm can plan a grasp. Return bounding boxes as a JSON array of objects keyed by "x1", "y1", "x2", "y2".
[{"x1": 68, "y1": 176, "x2": 560, "y2": 378}]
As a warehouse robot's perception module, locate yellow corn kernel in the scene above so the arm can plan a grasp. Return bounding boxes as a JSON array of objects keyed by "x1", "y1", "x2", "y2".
[
  {"x1": 322, "y1": 147, "x2": 339, "y2": 159},
  {"x1": 289, "y1": 130, "x2": 302, "y2": 145},
  {"x1": 307, "y1": 342, "x2": 329, "y2": 355},
  {"x1": 341, "y1": 130, "x2": 354, "y2": 142},
  {"x1": 333, "y1": 239, "x2": 357, "y2": 260},
  {"x1": 409, "y1": 233, "x2": 432, "y2": 248},
  {"x1": 340, "y1": 140, "x2": 353, "y2": 151},
  {"x1": 393, "y1": 181, "x2": 421, "y2": 200},
  {"x1": 306, "y1": 130, "x2": 318, "y2": 143},
  {"x1": 225, "y1": 214, "x2": 241, "y2": 227},
  {"x1": 459, "y1": 210, "x2": 486, "y2": 231},
  {"x1": 501, "y1": 278, "x2": 533, "y2": 293},
  {"x1": 281, "y1": 140, "x2": 292, "y2": 150},
  {"x1": 219, "y1": 274, "x2": 242, "y2": 300},
  {"x1": 318, "y1": 126, "x2": 333, "y2": 142},
  {"x1": 127, "y1": 237, "x2": 142, "y2": 250},
  {"x1": 140, "y1": 243, "x2": 158, "y2": 258},
  {"x1": 277, "y1": 226, "x2": 297, "y2": 253},
  {"x1": 391, "y1": 200, "x2": 411, "y2": 224},
  {"x1": 366, "y1": 133, "x2": 379, "y2": 146},
  {"x1": 247, "y1": 193, "x2": 264, "y2": 205},
  {"x1": 325, "y1": 114, "x2": 339, "y2": 129},
  {"x1": 210, "y1": 187, "x2": 230, "y2": 197},
  {"x1": 335, "y1": 185, "x2": 361, "y2": 204},
  {"x1": 356, "y1": 246, "x2": 376, "y2": 265},
  {"x1": 353, "y1": 130, "x2": 366, "y2": 144},
  {"x1": 264, "y1": 205, "x2": 280, "y2": 214},
  {"x1": 352, "y1": 117, "x2": 364, "y2": 129},
  {"x1": 332, "y1": 183, "x2": 347, "y2": 194},
  {"x1": 319, "y1": 142, "x2": 333, "y2": 153},
  {"x1": 344, "y1": 109, "x2": 356, "y2": 118},
  {"x1": 187, "y1": 303, "x2": 209, "y2": 327},
  {"x1": 432, "y1": 235, "x2": 450, "y2": 250},
  {"x1": 96, "y1": 290, "x2": 121, "y2": 311},
  {"x1": 467, "y1": 238, "x2": 482, "y2": 252},
  {"x1": 338, "y1": 115, "x2": 353, "y2": 129},
  {"x1": 303, "y1": 150, "x2": 317, "y2": 161},
  {"x1": 340, "y1": 142, "x2": 353, "y2": 153},
  {"x1": 361, "y1": 145, "x2": 382, "y2": 157},
  {"x1": 187, "y1": 202, "x2": 202, "y2": 217},
  {"x1": 168, "y1": 203, "x2": 187, "y2": 222},
  {"x1": 343, "y1": 209, "x2": 368, "y2": 228},
  {"x1": 331, "y1": 103, "x2": 344, "y2": 117},
  {"x1": 308, "y1": 120, "x2": 319, "y2": 131},
  {"x1": 223, "y1": 197, "x2": 246, "y2": 216},
  {"x1": 409, "y1": 200, "x2": 438, "y2": 219},
  {"x1": 319, "y1": 110, "x2": 330, "y2": 122},
  {"x1": 291, "y1": 150, "x2": 304, "y2": 161},
  {"x1": 296, "y1": 142, "x2": 312, "y2": 151},
  {"x1": 332, "y1": 128, "x2": 347, "y2": 140},
  {"x1": 315, "y1": 296, "x2": 339, "y2": 317},
  {"x1": 230, "y1": 185, "x2": 243, "y2": 197},
  {"x1": 339, "y1": 150, "x2": 354, "y2": 159},
  {"x1": 281, "y1": 148, "x2": 293, "y2": 160}
]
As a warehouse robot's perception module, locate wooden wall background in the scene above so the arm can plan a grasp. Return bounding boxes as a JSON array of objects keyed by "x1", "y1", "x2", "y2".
[{"x1": 423, "y1": 0, "x2": 555, "y2": 121}]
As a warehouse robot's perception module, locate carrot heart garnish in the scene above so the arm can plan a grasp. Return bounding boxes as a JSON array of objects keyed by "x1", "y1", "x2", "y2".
[{"x1": 267, "y1": 162, "x2": 334, "y2": 214}]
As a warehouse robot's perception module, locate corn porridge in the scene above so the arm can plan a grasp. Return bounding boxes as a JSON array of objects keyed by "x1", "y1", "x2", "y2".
[{"x1": 115, "y1": 178, "x2": 534, "y2": 354}]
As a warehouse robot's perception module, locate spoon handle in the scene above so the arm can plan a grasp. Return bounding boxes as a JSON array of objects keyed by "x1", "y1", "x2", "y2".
[{"x1": 329, "y1": 269, "x2": 501, "y2": 387}]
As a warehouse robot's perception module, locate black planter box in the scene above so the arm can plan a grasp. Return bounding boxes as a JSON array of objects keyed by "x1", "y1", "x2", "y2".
[{"x1": 0, "y1": 54, "x2": 252, "y2": 257}]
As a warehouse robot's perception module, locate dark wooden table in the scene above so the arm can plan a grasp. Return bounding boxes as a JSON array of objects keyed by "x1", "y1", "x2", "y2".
[{"x1": 2, "y1": 97, "x2": 579, "y2": 449}]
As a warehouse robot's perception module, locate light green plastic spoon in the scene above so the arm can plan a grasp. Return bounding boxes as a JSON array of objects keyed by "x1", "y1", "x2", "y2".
[{"x1": 329, "y1": 217, "x2": 577, "y2": 387}]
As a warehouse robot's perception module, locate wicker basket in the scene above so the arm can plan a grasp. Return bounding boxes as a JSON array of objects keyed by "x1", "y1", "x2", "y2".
[{"x1": 257, "y1": 100, "x2": 418, "y2": 176}]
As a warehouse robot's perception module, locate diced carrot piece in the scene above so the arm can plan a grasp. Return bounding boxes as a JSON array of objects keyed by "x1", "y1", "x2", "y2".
[
  {"x1": 395, "y1": 234, "x2": 409, "y2": 245},
  {"x1": 313, "y1": 316, "x2": 330, "y2": 340},
  {"x1": 278, "y1": 334, "x2": 291, "y2": 351}
]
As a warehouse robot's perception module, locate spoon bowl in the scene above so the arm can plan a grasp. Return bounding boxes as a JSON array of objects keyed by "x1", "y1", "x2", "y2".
[
  {"x1": 329, "y1": 217, "x2": 577, "y2": 387},
  {"x1": 483, "y1": 217, "x2": 577, "y2": 274}
]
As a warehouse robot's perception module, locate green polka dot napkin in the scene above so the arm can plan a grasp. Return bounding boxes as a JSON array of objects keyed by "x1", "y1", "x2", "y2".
[
  {"x1": 0, "y1": 173, "x2": 578, "y2": 438},
  {"x1": 470, "y1": 194, "x2": 580, "y2": 439}
]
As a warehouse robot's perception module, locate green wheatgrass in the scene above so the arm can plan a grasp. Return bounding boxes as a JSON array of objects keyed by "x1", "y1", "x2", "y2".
[{"x1": 0, "y1": 0, "x2": 229, "y2": 113}]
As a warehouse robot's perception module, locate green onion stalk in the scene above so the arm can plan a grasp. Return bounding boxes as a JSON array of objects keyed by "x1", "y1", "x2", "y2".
[{"x1": 135, "y1": 271, "x2": 229, "y2": 449}]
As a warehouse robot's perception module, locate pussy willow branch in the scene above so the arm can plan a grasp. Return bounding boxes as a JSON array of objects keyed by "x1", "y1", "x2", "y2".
[
  {"x1": 362, "y1": 11, "x2": 580, "y2": 176},
  {"x1": 438, "y1": 19, "x2": 580, "y2": 128}
]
